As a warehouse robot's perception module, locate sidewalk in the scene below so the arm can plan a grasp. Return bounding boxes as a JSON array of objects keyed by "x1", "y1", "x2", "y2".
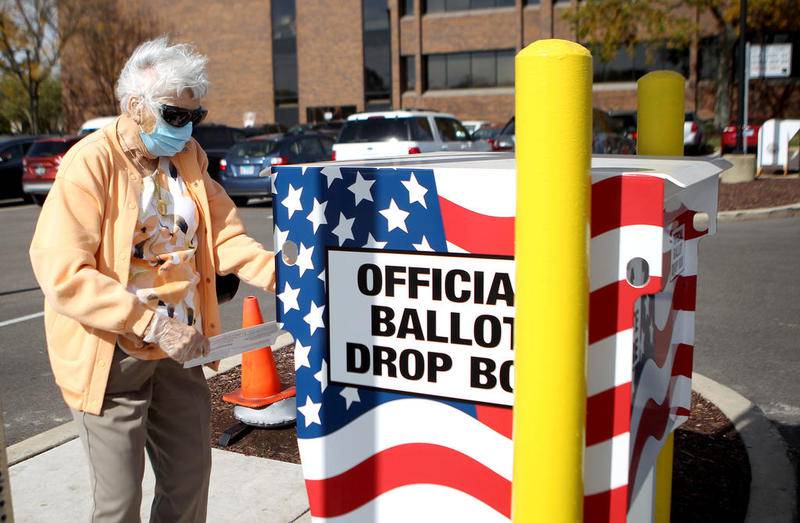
[
  {"x1": 7, "y1": 353, "x2": 311, "y2": 523},
  {"x1": 10, "y1": 439, "x2": 310, "y2": 522}
]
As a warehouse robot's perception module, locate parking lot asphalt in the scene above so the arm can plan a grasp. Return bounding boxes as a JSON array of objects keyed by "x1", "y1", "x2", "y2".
[
  {"x1": 694, "y1": 217, "x2": 800, "y2": 472},
  {"x1": 0, "y1": 198, "x2": 276, "y2": 445}
]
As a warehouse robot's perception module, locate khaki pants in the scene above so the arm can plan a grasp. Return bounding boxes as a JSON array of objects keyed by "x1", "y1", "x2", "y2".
[{"x1": 72, "y1": 348, "x2": 211, "y2": 523}]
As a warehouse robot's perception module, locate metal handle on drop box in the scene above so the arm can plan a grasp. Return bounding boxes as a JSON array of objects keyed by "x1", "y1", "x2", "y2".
[{"x1": 183, "y1": 321, "x2": 289, "y2": 368}]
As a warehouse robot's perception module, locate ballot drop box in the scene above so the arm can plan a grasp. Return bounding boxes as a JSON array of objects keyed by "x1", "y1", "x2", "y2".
[{"x1": 272, "y1": 153, "x2": 725, "y2": 522}]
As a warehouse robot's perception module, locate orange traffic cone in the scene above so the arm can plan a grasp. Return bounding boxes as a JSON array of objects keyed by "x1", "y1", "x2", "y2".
[{"x1": 223, "y1": 296, "x2": 296, "y2": 408}]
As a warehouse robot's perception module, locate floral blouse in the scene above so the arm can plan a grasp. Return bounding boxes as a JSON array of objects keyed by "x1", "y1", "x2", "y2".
[{"x1": 118, "y1": 158, "x2": 202, "y2": 358}]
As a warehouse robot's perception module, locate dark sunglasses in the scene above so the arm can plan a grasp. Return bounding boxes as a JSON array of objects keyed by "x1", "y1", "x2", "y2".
[{"x1": 160, "y1": 104, "x2": 208, "y2": 128}]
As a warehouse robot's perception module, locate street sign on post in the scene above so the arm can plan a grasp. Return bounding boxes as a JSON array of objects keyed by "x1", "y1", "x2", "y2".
[
  {"x1": 272, "y1": 152, "x2": 726, "y2": 522},
  {"x1": 750, "y1": 43, "x2": 792, "y2": 78}
]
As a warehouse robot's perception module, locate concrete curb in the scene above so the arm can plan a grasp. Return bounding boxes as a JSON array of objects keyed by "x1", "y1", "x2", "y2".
[
  {"x1": 693, "y1": 372, "x2": 797, "y2": 522},
  {"x1": 8, "y1": 353, "x2": 247, "y2": 466},
  {"x1": 718, "y1": 202, "x2": 800, "y2": 222},
  {"x1": 7, "y1": 420, "x2": 78, "y2": 466}
]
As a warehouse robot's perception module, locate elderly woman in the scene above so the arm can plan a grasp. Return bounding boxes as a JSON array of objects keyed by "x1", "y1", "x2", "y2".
[{"x1": 29, "y1": 37, "x2": 275, "y2": 521}]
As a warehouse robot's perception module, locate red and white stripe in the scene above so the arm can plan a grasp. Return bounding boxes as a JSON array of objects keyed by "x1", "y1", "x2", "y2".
[
  {"x1": 584, "y1": 174, "x2": 668, "y2": 521},
  {"x1": 301, "y1": 399, "x2": 512, "y2": 521}
]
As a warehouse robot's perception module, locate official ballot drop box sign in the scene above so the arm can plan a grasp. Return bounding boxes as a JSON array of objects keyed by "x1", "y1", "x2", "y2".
[{"x1": 272, "y1": 153, "x2": 724, "y2": 523}]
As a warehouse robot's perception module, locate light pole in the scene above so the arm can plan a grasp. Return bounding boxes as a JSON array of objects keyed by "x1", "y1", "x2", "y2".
[{"x1": 736, "y1": 0, "x2": 748, "y2": 153}]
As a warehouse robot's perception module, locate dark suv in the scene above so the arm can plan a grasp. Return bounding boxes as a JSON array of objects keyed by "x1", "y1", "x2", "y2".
[
  {"x1": 0, "y1": 135, "x2": 44, "y2": 201},
  {"x1": 192, "y1": 124, "x2": 246, "y2": 180}
]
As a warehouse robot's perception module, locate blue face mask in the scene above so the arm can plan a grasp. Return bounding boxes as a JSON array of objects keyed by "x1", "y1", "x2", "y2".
[{"x1": 139, "y1": 118, "x2": 193, "y2": 158}]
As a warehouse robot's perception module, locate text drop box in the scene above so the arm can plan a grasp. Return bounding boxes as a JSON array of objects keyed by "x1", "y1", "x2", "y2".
[{"x1": 327, "y1": 248, "x2": 515, "y2": 406}]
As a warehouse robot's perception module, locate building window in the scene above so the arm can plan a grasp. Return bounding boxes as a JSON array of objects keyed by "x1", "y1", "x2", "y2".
[
  {"x1": 401, "y1": 0, "x2": 414, "y2": 16},
  {"x1": 424, "y1": 0, "x2": 513, "y2": 13},
  {"x1": 591, "y1": 42, "x2": 690, "y2": 83},
  {"x1": 425, "y1": 49, "x2": 514, "y2": 90},
  {"x1": 402, "y1": 56, "x2": 416, "y2": 91},
  {"x1": 272, "y1": 0, "x2": 299, "y2": 126},
  {"x1": 524, "y1": 0, "x2": 540, "y2": 5},
  {"x1": 363, "y1": 0, "x2": 392, "y2": 107}
]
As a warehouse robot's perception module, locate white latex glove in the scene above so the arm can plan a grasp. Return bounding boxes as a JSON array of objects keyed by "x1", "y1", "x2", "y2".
[{"x1": 143, "y1": 314, "x2": 210, "y2": 364}]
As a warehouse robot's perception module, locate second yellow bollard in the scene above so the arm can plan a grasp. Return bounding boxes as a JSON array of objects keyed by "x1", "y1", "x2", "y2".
[{"x1": 637, "y1": 69, "x2": 686, "y2": 523}]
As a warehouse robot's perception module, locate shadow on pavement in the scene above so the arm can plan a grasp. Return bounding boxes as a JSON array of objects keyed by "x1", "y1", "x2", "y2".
[{"x1": 774, "y1": 422, "x2": 800, "y2": 518}]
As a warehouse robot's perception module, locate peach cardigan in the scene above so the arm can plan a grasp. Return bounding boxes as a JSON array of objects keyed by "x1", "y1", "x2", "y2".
[{"x1": 30, "y1": 117, "x2": 276, "y2": 414}]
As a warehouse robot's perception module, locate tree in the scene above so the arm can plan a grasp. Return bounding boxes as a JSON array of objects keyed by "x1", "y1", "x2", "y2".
[
  {"x1": 60, "y1": 1, "x2": 161, "y2": 131},
  {"x1": 0, "y1": 0, "x2": 83, "y2": 133},
  {"x1": 0, "y1": 71, "x2": 60, "y2": 132},
  {"x1": 565, "y1": 0, "x2": 794, "y2": 128}
]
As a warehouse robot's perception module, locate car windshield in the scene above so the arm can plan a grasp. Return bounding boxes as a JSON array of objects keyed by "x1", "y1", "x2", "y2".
[
  {"x1": 28, "y1": 140, "x2": 76, "y2": 157},
  {"x1": 192, "y1": 127, "x2": 244, "y2": 149},
  {"x1": 339, "y1": 118, "x2": 414, "y2": 143},
  {"x1": 229, "y1": 140, "x2": 279, "y2": 158}
]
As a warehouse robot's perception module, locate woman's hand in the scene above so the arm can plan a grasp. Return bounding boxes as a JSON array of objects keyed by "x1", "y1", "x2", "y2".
[{"x1": 144, "y1": 314, "x2": 210, "y2": 363}]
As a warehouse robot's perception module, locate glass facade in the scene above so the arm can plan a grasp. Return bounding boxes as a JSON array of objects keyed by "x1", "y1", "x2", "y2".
[
  {"x1": 402, "y1": 56, "x2": 416, "y2": 91},
  {"x1": 425, "y1": 50, "x2": 514, "y2": 90},
  {"x1": 272, "y1": 0, "x2": 299, "y2": 126},
  {"x1": 425, "y1": 0, "x2": 514, "y2": 13},
  {"x1": 363, "y1": 0, "x2": 392, "y2": 107},
  {"x1": 592, "y1": 42, "x2": 690, "y2": 83}
]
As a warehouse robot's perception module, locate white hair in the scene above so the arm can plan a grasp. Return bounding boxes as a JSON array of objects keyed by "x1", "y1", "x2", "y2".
[{"x1": 116, "y1": 36, "x2": 209, "y2": 115}]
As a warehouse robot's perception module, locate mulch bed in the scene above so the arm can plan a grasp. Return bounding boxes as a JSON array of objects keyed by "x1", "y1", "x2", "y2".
[
  {"x1": 210, "y1": 360, "x2": 750, "y2": 520},
  {"x1": 672, "y1": 392, "x2": 751, "y2": 522},
  {"x1": 718, "y1": 176, "x2": 800, "y2": 211}
]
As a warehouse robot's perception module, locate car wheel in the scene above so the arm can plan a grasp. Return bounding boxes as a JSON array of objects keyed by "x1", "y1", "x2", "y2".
[
  {"x1": 231, "y1": 196, "x2": 249, "y2": 207},
  {"x1": 22, "y1": 193, "x2": 33, "y2": 204},
  {"x1": 32, "y1": 194, "x2": 46, "y2": 206}
]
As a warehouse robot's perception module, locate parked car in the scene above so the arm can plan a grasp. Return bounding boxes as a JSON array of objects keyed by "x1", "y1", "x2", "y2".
[
  {"x1": 242, "y1": 123, "x2": 287, "y2": 138},
  {"x1": 470, "y1": 125, "x2": 502, "y2": 150},
  {"x1": 683, "y1": 112, "x2": 706, "y2": 154},
  {"x1": 492, "y1": 117, "x2": 516, "y2": 151},
  {"x1": 219, "y1": 132, "x2": 334, "y2": 206},
  {"x1": 721, "y1": 122, "x2": 761, "y2": 154},
  {"x1": 287, "y1": 120, "x2": 345, "y2": 140},
  {"x1": 593, "y1": 109, "x2": 636, "y2": 154},
  {"x1": 0, "y1": 135, "x2": 44, "y2": 201},
  {"x1": 192, "y1": 124, "x2": 246, "y2": 180},
  {"x1": 332, "y1": 110, "x2": 491, "y2": 161},
  {"x1": 22, "y1": 136, "x2": 81, "y2": 205},
  {"x1": 471, "y1": 126, "x2": 501, "y2": 141},
  {"x1": 79, "y1": 116, "x2": 117, "y2": 135},
  {"x1": 462, "y1": 120, "x2": 491, "y2": 135},
  {"x1": 492, "y1": 109, "x2": 636, "y2": 155},
  {"x1": 609, "y1": 110, "x2": 637, "y2": 142}
]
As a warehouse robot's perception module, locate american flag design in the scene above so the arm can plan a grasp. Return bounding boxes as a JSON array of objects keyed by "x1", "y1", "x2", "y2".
[{"x1": 272, "y1": 154, "x2": 721, "y2": 522}]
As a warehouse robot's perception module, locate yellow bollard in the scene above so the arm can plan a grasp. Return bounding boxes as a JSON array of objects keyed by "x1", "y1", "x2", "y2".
[
  {"x1": 513, "y1": 39, "x2": 592, "y2": 523},
  {"x1": 637, "y1": 71, "x2": 685, "y2": 156},
  {"x1": 637, "y1": 69, "x2": 686, "y2": 523}
]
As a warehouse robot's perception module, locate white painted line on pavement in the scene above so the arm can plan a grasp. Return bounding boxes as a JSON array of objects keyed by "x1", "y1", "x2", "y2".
[{"x1": 0, "y1": 311, "x2": 44, "y2": 328}]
